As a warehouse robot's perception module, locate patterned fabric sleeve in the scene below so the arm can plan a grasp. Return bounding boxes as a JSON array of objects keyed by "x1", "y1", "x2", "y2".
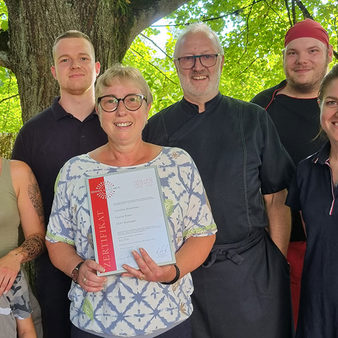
[
  {"x1": 174, "y1": 149, "x2": 217, "y2": 238},
  {"x1": 8, "y1": 270, "x2": 32, "y2": 319},
  {"x1": 46, "y1": 161, "x2": 76, "y2": 245}
]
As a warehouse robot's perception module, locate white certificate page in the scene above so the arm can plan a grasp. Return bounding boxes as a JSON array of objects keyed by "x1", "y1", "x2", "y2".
[{"x1": 88, "y1": 166, "x2": 175, "y2": 275}]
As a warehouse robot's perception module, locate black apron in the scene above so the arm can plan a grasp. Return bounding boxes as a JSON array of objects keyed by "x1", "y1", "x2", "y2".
[{"x1": 191, "y1": 229, "x2": 294, "y2": 338}]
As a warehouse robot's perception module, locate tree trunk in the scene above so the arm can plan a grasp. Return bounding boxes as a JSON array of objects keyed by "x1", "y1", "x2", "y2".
[{"x1": 2, "y1": 0, "x2": 187, "y2": 122}]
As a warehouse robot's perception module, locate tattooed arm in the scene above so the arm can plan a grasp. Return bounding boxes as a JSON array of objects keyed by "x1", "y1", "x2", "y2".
[{"x1": 0, "y1": 160, "x2": 45, "y2": 296}]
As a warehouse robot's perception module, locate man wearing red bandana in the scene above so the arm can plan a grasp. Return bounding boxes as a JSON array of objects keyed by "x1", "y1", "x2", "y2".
[{"x1": 252, "y1": 19, "x2": 333, "y2": 328}]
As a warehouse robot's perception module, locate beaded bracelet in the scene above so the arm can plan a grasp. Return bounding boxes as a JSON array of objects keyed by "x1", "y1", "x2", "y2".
[{"x1": 161, "y1": 264, "x2": 180, "y2": 285}]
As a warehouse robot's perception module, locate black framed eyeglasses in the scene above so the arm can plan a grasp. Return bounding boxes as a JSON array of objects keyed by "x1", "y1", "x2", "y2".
[
  {"x1": 97, "y1": 94, "x2": 147, "y2": 113},
  {"x1": 174, "y1": 54, "x2": 220, "y2": 70}
]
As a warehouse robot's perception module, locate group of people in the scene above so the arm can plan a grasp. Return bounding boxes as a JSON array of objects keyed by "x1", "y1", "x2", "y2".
[{"x1": 1, "y1": 15, "x2": 336, "y2": 338}]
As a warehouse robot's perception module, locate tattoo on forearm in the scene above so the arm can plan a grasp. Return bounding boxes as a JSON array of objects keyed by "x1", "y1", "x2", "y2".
[
  {"x1": 20, "y1": 234, "x2": 45, "y2": 262},
  {"x1": 28, "y1": 172, "x2": 44, "y2": 222}
]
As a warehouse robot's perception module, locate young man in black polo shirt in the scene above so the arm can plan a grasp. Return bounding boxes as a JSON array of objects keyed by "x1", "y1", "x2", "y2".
[{"x1": 12, "y1": 30, "x2": 107, "y2": 338}]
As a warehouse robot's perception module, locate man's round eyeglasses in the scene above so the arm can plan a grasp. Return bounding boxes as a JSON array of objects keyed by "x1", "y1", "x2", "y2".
[
  {"x1": 174, "y1": 54, "x2": 220, "y2": 70},
  {"x1": 98, "y1": 94, "x2": 147, "y2": 113}
]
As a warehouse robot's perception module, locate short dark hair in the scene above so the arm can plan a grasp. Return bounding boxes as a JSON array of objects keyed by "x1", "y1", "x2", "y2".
[{"x1": 52, "y1": 30, "x2": 95, "y2": 59}]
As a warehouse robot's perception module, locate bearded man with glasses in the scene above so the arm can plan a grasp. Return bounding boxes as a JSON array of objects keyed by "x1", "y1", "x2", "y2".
[{"x1": 143, "y1": 23, "x2": 294, "y2": 338}]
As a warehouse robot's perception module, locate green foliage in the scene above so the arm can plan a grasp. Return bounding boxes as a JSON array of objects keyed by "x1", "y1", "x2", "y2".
[
  {"x1": 0, "y1": 0, "x2": 7, "y2": 22},
  {"x1": 166, "y1": 0, "x2": 338, "y2": 101},
  {"x1": 0, "y1": 0, "x2": 337, "y2": 129},
  {"x1": 0, "y1": 67, "x2": 21, "y2": 133},
  {"x1": 123, "y1": 0, "x2": 338, "y2": 118},
  {"x1": 123, "y1": 26, "x2": 182, "y2": 117},
  {"x1": 0, "y1": 1, "x2": 21, "y2": 133}
]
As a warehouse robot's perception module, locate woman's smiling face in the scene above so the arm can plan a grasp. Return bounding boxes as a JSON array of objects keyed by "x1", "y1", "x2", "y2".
[
  {"x1": 320, "y1": 78, "x2": 338, "y2": 143},
  {"x1": 97, "y1": 79, "x2": 150, "y2": 146}
]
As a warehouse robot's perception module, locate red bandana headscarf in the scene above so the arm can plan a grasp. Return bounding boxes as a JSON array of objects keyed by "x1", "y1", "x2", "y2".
[{"x1": 284, "y1": 19, "x2": 329, "y2": 47}]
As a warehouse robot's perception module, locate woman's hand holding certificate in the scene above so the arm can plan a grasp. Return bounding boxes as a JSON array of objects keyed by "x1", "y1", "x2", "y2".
[{"x1": 121, "y1": 248, "x2": 177, "y2": 283}]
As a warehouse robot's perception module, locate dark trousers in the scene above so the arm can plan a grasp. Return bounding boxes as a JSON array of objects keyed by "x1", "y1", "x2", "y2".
[
  {"x1": 71, "y1": 318, "x2": 192, "y2": 337},
  {"x1": 35, "y1": 253, "x2": 72, "y2": 338}
]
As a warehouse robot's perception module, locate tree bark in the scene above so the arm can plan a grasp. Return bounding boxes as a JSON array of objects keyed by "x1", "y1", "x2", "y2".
[{"x1": 1, "y1": 0, "x2": 187, "y2": 122}]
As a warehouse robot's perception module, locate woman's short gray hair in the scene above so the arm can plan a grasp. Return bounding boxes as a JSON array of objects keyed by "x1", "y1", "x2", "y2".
[{"x1": 95, "y1": 64, "x2": 153, "y2": 106}]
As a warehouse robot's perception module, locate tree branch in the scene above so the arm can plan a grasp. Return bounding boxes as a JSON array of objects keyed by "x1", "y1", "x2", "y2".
[
  {"x1": 151, "y1": 0, "x2": 265, "y2": 27},
  {"x1": 129, "y1": 47, "x2": 177, "y2": 85},
  {"x1": 129, "y1": 0, "x2": 188, "y2": 45},
  {"x1": 333, "y1": 16, "x2": 338, "y2": 60},
  {"x1": 0, "y1": 93, "x2": 19, "y2": 104},
  {"x1": 237, "y1": 1, "x2": 255, "y2": 64},
  {"x1": 284, "y1": 0, "x2": 292, "y2": 26},
  {"x1": 263, "y1": 0, "x2": 285, "y2": 21},
  {"x1": 291, "y1": 0, "x2": 296, "y2": 24},
  {"x1": 294, "y1": 0, "x2": 313, "y2": 20},
  {"x1": 237, "y1": 56, "x2": 259, "y2": 76},
  {"x1": 140, "y1": 33, "x2": 172, "y2": 59}
]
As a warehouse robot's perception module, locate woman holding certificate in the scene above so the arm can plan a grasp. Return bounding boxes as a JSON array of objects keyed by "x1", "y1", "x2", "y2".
[{"x1": 46, "y1": 64, "x2": 217, "y2": 338}]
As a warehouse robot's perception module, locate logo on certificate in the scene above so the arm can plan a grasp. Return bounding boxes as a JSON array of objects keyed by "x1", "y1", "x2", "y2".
[{"x1": 93, "y1": 180, "x2": 117, "y2": 199}]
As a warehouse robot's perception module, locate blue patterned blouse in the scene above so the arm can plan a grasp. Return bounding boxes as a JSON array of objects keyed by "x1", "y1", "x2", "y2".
[{"x1": 46, "y1": 147, "x2": 216, "y2": 337}]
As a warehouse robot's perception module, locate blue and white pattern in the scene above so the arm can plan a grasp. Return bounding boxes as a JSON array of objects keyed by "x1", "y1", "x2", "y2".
[
  {"x1": 0, "y1": 270, "x2": 32, "y2": 320},
  {"x1": 47, "y1": 147, "x2": 216, "y2": 337}
]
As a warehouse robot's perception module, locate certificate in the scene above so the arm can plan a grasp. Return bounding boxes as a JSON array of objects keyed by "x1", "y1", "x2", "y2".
[{"x1": 87, "y1": 166, "x2": 175, "y2": 276}]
